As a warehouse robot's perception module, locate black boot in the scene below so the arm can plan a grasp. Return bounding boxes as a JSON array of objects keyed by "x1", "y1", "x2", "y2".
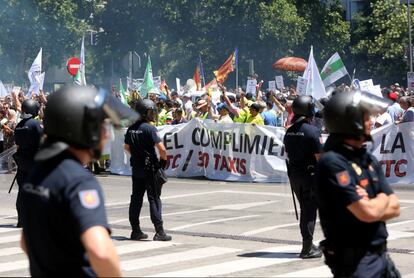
[
  {"x1": 300, "y1": 241, "x2": 322, "y2": 259},
  {"x1": 153, "y1": 227, "x2": 172, "y2": 241},
  {"x1": 130, "y1": 228, "x2": 148, "y2": 240}
]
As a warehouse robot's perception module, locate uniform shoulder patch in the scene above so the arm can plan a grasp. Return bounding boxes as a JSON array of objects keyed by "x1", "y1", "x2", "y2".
[
  {"x1": 79, "y1": 189, "x2": 100, "y2": 209},
  {"x1": 336, "y1": 171, "x2": 351, "y2": 186}
]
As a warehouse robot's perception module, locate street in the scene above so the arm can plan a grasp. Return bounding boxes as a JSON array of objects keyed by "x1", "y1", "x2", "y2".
[{"x1": 0, "y1": 173, "x2": 414, "y2": 277}]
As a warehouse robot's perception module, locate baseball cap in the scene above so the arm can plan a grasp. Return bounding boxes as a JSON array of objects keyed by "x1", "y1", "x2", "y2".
[{"x1": 388, "y1": 92, "x2": 398, "y2": 101}]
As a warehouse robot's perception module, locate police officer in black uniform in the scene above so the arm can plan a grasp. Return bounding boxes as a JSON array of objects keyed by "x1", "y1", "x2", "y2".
[
  {"x1": 14, "y1": 99, "x2": 43, "y2": 227},
  {"x1": 124, "y1": 99, "x2": 171, "y2": 241},
  {"x1": 283, "y1": 95, "x2": 323, "y2": 259},
  {"x1": 20, "y1": 86, "x2": 139, "y2": 277},
  {"x1": 315, "y1": 90, "x2": 401, "y2": 277}
]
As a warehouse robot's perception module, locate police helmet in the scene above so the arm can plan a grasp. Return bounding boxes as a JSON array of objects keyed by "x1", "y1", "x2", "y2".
[
  {"x1": 135, "y1": 99, "x2": 157, "y2": 122},
  {"x1": 324, "y1": 90, "x2": 391, "y2": 138},
  {"x1": 37, "y1": 86, "x2": 140, "y2": 160},
  {"x1": 292, "y1": 95, "x2": 315, "y2": 117},
  {"x1": 21, "y1": 99, "x2": 40, "y2": 119}
]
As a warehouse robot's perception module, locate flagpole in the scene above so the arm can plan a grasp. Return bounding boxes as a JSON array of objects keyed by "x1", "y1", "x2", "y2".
[{"x1": 235, "y1": 48, "x2": 239, "y2": 90}]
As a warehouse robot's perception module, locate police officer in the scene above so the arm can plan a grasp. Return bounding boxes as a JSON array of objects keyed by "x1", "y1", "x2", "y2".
[
  {"x1": 20, "y1": 86, "x2": 138, "y2": 276},
  {"x1": 315, "y1": 90, "x2": 401, "y2": 277},
  {"x1": 124, "y1": 99, "x2": 172, "y2": 241},
  {"x1": 283, "y1": 95, "x2": 323, "y2": 259},
  {"x1": 14, "y1": 99, "x2": 43, "y2": 227}
]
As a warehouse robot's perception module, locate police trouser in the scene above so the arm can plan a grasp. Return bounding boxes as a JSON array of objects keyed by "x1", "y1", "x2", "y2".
[
  {"x1": 320, "y1": 242, "x2": 401, "y2": 278},
  {"x1": 129, "y1": 175, "x2": 163, "y2": 232},
  {"x1": 288, "y1": 171, "x2": 317, "y2": 242},
  {"x1": 16, "y1": 169, "x2": 28, "y2": 225}
]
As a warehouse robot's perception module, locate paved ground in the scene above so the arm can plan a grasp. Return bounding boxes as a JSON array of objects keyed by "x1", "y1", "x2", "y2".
[{"x1": 0, "y1": 173, "x2": 413, "y2": 277}]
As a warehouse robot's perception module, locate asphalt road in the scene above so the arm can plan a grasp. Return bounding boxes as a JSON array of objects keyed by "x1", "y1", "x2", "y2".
[{"x1": 0, "y1": 173, "x2": 413, "y2": 277}]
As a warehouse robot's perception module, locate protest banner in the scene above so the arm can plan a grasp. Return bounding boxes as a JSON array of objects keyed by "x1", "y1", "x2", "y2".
[
  {"x1": 246, "y1": 79, "x2": 257, "y2": 95},
  {"x1": 268, "y1": 81, "x2": 276, "y2": 91},
  {"x1": 110, "y1": 120, "x2": 414, "y2": 185},
  {"x1": 275, "y1": 76, "x2": 284, "y2": 90},
  {"x1": 296, "y1": 77, "x2": 308, "y2": 95}
]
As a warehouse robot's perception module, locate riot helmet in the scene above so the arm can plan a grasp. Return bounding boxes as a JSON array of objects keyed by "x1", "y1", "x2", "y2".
[
  {"x1": 292, "y1": 95, "x2": 315, "y2": 118},
  {"x1": 324, "y1": 90, "x2": 391, "y2": 138},
  {"x1": 135, "y1": 99, "x2": 157, "y2": 122},
  {"x1": 37, "y1": 85, "x2": 140, "y2": 160},
  {"x1": 21, "y1": 99, "x2": 40, "y2": 119}
]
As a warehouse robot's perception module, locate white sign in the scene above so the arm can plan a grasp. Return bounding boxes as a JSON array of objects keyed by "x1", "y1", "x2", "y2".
[
  {"x1": 359, "y1": 79, "x2": 374, "y2": 91},
  {"x1": 176, "y1": 78, "x2": 181, "y2": 94},
  {"x1": 268, "y1": 81, "x2": 276, "y2": 91},
  {"x1": 366, "y1": 85, "x2": 383, "y2": 98},
  {"x1": 407, "y1": 72, "x2": 414, "y2": 92},
  {"x1": 296, "y1": 77, "x2": 308, "y2": 95},
  {"x1": 246, "y1": 79, "x2": 257, "y2": 95},
  {"x1": 275, "y1": 76, "x2": 284, "y2": 90}
]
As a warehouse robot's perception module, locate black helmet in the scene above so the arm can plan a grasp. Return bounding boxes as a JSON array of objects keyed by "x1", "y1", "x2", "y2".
[
  {"x1": 135, "y1": 99, "x2": 157, "y2": 122},
  {"x1": 21, "y1": 99, "x2": 40, "y2": 119},
  {"x1": 324, "y1": 90, "x2": 391, "y2": 138},
  {"x1": 292, "y1": 95, "x2": 315, "y2": 117},
  {"x1": 37, "y1": 86, "x2": 140, "y2": 160}
]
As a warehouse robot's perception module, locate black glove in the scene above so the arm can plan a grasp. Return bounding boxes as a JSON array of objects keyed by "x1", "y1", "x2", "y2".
[{"x1": 159, "y1": 159, "x2": 167, "y2": 169}]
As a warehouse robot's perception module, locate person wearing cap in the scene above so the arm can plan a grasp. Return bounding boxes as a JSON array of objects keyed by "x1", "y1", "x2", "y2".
[
  {"x1": 13, "y1": 99, "x2": 43, "y2": 227},
  {"x1": 245, "y1": 103, "x2": 264, "y2": 125},
  {"x1": 20, "y1": 86, "x2": 130, "y2": 276},
  {"x1": 385, "y1": 91, "x2": 403, "y2": 122},
  {"x1": 218, "y1": 83, "x2": 250, "y2": 123},
  {"x1": 195, "y1": 98, "x2": 209, "y2": 119},
  {"x1": 216, "y1": 103, "x2": 233, "y2": 123}
]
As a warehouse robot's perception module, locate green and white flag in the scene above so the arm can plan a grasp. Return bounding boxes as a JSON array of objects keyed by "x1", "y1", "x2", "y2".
[
  {"x1": 320, "y1": 52, "x2": 348, "y2": 87},
  {"x1": 119, "y1": 78, "x2": 128, "y2": 105},
  {"x1": 74, "y1": 36, "x2": 86, "y2": 86},
  {"x1": 140, "y1": 56, "x2": 156, "y2": 98}
]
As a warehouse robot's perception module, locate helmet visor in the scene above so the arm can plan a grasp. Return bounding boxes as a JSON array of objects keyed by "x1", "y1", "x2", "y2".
[
  {"x1": 96, "y1": 88, "x2": 140, "y2": 127},
  {"x1": 353, "y1": 90, "x2": 391, "y2": 114}
]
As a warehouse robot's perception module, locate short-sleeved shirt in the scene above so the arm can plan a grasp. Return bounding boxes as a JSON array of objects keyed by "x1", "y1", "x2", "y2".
[
  {"x1": 387, "y1": 102, "x2": 403, "y2": 122},
  {"x1": 261, "y1": 110, "x2": 278, "y2": 126},
  {"x1": 21, "y1": 151, "x2": 109, "y2": 277},
  {"x1": 125, "y1": 121, "x2": 162, "y2": 177},
  {"x1": 14, "y1": 118, "x2": 43, "y2": 171},
  {"x1": 401, "y1": 107, "x2": 414, "y2": 123},
  {"x1": 245, "y1": 114, "x2": 264, "y2": 125},
  {"x1": 283, "y1": 120, "x2": 323, "y2": 172},
  {"x1": 315, "y1": 142, "x2": 393, "y2": 248}
]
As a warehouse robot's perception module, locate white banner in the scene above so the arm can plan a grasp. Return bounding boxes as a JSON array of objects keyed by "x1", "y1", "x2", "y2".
[
  {"x1": 246, "y1": 79, "x2": 257, "y2": 95},
  {"x1": 371, "y1": 122, "x2": 414, "y2": 185},
  {"x1": 111, "y1": 119, "x2": 288, "y2": 183},
  {"x1": 268, "y1": 81, "x2": 276, "y2": 91},
  {"x1": 110, "y1": 120, "x2": 414, "y2": 185}
]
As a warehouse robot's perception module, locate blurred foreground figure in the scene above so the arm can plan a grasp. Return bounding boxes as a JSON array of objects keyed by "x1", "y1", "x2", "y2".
[
  {"x1": 20, "y1": 86, "x2": 139, "y2": 277},
  {"x1": 315, "y1": 90, "x2": 401, "y2": 277}
]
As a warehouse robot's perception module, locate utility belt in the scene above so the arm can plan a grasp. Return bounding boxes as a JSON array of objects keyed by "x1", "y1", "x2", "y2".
[{"x1": 320, "y1": 240, "x2": 386, "y2": 273}]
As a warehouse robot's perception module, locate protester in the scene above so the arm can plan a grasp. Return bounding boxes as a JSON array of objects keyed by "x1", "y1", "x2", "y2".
[
  {"x1": 397, "y1": 96, "x2": 414, "y2": 123},
  {"x1": 216, "y1": 103, "x2": 233, "y2": 123},
  {"x1": 385, "y1": 91, "x2": 403, "y2": 122},
  {"x1": 171, "y1": 108, "x2": 187, "y2": 125},
  {"x1": 245, "y1": 103, "x2": 264, "y2": 125}
]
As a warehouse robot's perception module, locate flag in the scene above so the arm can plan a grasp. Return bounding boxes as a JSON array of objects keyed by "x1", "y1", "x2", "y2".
[
  {"x1": 320, "y1": 52, "x2": 348, "y2": 87},
  {"x1": 140, "y1": 56, "x2": 156, "y2": 98},
  {"x1": 27, "y1": 48, "x2": 42, "y2": 95},
  {"x1": 0, "y1": 81, "x2": 7, "y2": 98},
  {"x1": 303, "y1": 46, "x2": 326, "y2": 100},
  {"x1": 199, "y1": 56, "x2": 205, "y2": 87},
  {"x1": 74, "y1": 37, "x2": 86, "y2": 86},
  {"x1": 119, "y1": 79, "x2": 128, "y2": 105},
  {"x1": 193, "y1": 63, "x2": 202, "y2": 90},
  {"x1": 213, "y1": 49, "x2": 237, "y2": 84}
]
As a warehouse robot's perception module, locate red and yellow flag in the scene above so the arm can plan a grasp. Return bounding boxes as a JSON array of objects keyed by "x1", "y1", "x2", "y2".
[{"x1": 213, "y1": 49, "x2": 237, "y2": 84}]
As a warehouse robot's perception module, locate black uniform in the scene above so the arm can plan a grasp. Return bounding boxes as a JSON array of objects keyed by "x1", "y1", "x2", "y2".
[
  {"x1": 315, "y1": 136, "x2": 400, "y2": 277},
  {"x1": 21, "y1": 151, "x2": 109, "y2": 277},
  {"x1": 14, "y1": 117, "x2": 43, "y2": 224},
  {"x1": 125, "y1": 121, "x2": 164, "y2": 232},
  {"x1": 283, "y1": 119, "x2": 323, "y2": 246}
]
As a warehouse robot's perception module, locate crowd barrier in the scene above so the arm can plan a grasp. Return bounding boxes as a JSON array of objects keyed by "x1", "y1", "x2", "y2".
[{"x1": 109, "y1": 119, "x2": 414, "y2": 185}]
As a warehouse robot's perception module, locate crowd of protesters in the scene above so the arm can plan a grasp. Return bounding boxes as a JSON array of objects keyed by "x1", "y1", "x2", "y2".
[{"x1": 1, "y1": 80, "x2": 414, "y2": 173}]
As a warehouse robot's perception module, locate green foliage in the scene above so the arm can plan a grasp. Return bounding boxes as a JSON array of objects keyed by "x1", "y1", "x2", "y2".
[{"x1": 351, "y1": 0, "x2": 411, "y2": 84}]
